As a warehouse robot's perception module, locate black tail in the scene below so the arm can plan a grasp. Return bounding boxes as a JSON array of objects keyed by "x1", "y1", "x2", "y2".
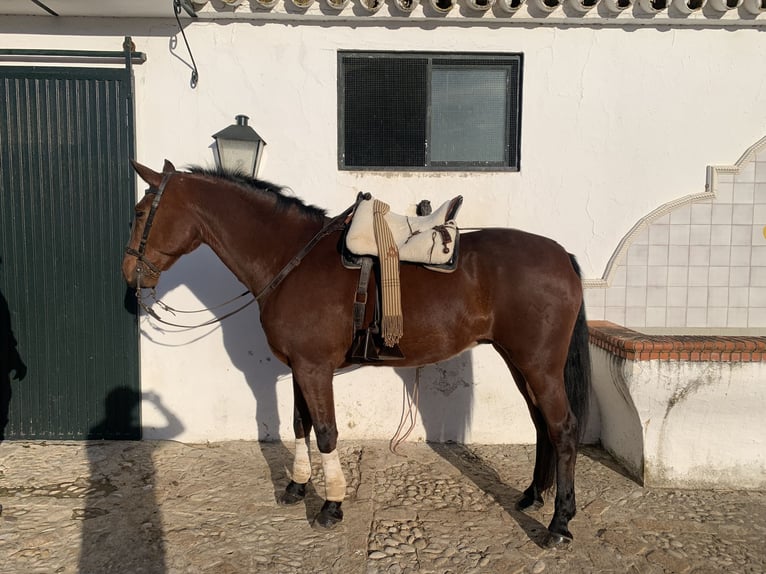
[{"x1": 565, "y1": 255, "x2": 592, "y2": 442}]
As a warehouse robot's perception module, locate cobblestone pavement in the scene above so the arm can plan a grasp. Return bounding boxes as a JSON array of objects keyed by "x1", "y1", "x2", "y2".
[{"x1": 1, "y1": 440, "x2": 764, "y2": 574}]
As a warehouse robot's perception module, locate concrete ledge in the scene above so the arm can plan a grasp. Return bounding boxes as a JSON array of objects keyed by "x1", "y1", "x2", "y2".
[{"x1": 589, "y1": 321, "x2": 766, "y2": 489}]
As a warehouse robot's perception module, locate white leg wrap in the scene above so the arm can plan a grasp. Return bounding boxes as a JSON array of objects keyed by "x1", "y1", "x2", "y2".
[
  {"x1": 320, "y1": 450, "x2": 347, "y2": 502},
  {"x1": 292, "y1": 438, "x2": 312, "y2": 484}
]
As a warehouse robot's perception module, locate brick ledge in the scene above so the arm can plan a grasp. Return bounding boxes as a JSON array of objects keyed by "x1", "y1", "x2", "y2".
[{"x1": 588, "y1": 321, "x2": 766, "y2": 362}]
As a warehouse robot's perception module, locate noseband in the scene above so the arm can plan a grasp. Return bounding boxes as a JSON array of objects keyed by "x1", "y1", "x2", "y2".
[{"x1": 124, "y1": 171, "x2": 173, "y2": 280}]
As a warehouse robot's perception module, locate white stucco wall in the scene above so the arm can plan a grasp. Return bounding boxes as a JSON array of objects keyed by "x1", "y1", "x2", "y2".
[
  {"x1": 592, "y1": 346, "x2": 766, "y2": 489},
  {"x1": 2, "y1": 16, "x2": 764, "y2": 443}
]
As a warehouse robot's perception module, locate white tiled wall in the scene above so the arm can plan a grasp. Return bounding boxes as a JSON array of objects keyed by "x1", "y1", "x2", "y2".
[{"x1": 586, "y1": 137, "x2": 766, "y2": 329}]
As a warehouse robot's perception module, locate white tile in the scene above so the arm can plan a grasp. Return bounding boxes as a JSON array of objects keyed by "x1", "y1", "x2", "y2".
[
  {"x1": 649, "y1": 224, "x2": 670, "y2": 245},
  {"x1": 666, "y1": 307, "x2": 686, "y2": 327},
  {"x1": 737, "y1": 161, "x2": 756, "y2": 182},
  {"x1": 668, "y1": 245, "x2": 689, "y2": 266},
  {"x1": 731, "y1": 245, "x2": 752, "y2": 266},
  {"x1": 748, "y1": 308, "x2": 766, "y2": 328},
  {"x1": 708, "y1": 286, "x2": 728, "y2": 306},
  {"x1": 731, "y1": 225, "x2": 752, "y2": 246},
  {"x1": 736, "y1": 162, "x2": 756, "y2": 183},
  {"x1": 648, "y1": 245, "x2": 668, "y2": 266},
  {"x1": 717, "y1": 173, "x2": 735, "y2": 184},
  {"x1": 752, "y1": 225, "x2": 766, "y2": 246},
  {"x1": 610, "y1": 265, "x2": 627, "y2": 287},
  {"x1": 715, "y1": 182, "x2": 733, "y2": 203},
  {"x1": 709, "y1": 245, "x2": 730, "y2": 266},
  {"x1": 755, "y1": 183, "x2": 766, "y2": 204},
  {"x1": 605, "y1": 287, "x2": 626, "y2": 307},
  {"x1": 755, "y1": 204, "x2": 766, "y2": 224},
  {"x1": 690, "y1": 225, "x2": 711, "y2": 245},
  {"x1": 752, "y1": 267, "x2": 766, "y2": 287},
  {"x1": 689, "y1": 245, "x2": 710, "y2": 266},
  {"x1": 669, "y1": 224, "x2": 690, "y2": 245},
  {"x1": 625, "y1": 307, "x2": 646, "y2": 328},
  {"x1": 667, "y1": 286, "x2": 688, "y2": 307},
  {"x1": 647, "y1": 286, "x2": 667, "y2": 306},
  {"x1": 655, "y1": 214, "x2": 670, "y2": 225},
  {"x1": 690, "y1": 202, "x2": 712, "y2": 224},
  {"x1": 587, "y1": 307, "x2": 605, "y2": 321},
  {"x1": 727, "y1": 307, "x2": 748, "y2": 328},
  {"x1": 646, "y1": 307, "x2": 667, "y2": 327},
  {"x1": 749, "y1": 287, "x2": 766, "y2": 306},
  {"x1": 605, "y1": 307, "x2": 626, "y2": 325},
  {"x1": 733, "y1": 182, "x2": 755, "y2": 204},
  {"x1": 730, "y1": 266, "x2": 750, "y2": 287},
  {"x1": 729, "y1": 287, "x2": 749, "y2": 307},
  {"x1": 707, "y1": 308, "x2": 728, "y2": 328},
  {"x1": 708, "y1": 266, "x2": 729, "y2": 287},
  {"x1": 733, "y1": 204, "x2": 754, "y2": 225},
  {"x1": 647, "y1": 265, "x2": 668, "y2": 285},
  {"x1": 668, "y1": 266, "x2": 689, "y2": 286},
  {"x1": 627, "y1": 244, "x2": 648, "y2": 265},
  {"x1": 711, "y1": 204, "x2": 732, "y2": 225},
  {"x1": 689, "y1": 267, "x2": 708, "y2": 286},
  {"x1": 688, "y1": 286, "x2": 708, "y2": 306},
  {"x1": 627, "y1": 266, "x2": 648, "y2": 287},
  {"x1": 584, "y1": 288, "x2": 606, "y2": 308},
  {"x1": 710, "y1": 225, "x2": 732, "y2": 246},
  {"x1": 752, "y1": 246, "x2": 766, "y2": 266},
  {"x1": 686, "y1": 307, "x2": 707, "y2": 328},
  {"x1": 627, "y1": 286, "x2": 647, "y2": 306},
  {"x1": 632, "y1": 229, "x2": 649, "y2": 246},
  {"x1": 756, "y1": 161, "x2": 766, "y2": 184},
  {"x1": 670, "y1": 205, "x2": 691, "y2": 224}
]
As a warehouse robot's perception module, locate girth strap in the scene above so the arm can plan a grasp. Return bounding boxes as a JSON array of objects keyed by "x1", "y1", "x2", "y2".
[{"x1": 352, "y1": 257, "x2": 374, "y2": 334}]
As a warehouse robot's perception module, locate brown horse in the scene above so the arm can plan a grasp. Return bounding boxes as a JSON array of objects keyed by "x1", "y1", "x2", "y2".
[{"x1": 122, "y1": 160, "x2": 591, "y2": 545}]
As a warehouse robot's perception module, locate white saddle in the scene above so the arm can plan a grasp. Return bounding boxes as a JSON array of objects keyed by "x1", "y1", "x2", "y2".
[{"x1": 345, "y1": 195, "x2": 462, "y2": 266}]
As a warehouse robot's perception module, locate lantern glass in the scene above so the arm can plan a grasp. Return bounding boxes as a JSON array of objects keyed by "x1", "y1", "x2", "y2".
[{"x1": 212, "y1": 115, "x2": 266, "y2": 177}]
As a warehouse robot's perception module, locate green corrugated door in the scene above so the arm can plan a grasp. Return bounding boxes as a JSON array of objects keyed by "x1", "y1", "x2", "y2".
[{"x1": 0, "y1": 66, "x2": 139, "y2": 439}]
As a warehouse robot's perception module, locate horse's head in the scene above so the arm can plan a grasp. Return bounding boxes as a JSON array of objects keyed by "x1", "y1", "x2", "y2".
[{"x1": 122, "y1": 160, "x2": 202, "y2": 290}]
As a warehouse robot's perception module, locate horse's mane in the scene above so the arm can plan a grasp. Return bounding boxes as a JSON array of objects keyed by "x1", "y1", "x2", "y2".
[{"x1": 187, "y1": 166, "x2": 327, "y2": 222}]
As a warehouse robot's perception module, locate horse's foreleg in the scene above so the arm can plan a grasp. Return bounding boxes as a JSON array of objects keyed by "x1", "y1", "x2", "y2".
[
  {"x1": 292, "y1": 364, "x2": 347, "y2": 528},
  {"x1": 279, "y1": 380, "x2": 313, "y2": 506}
]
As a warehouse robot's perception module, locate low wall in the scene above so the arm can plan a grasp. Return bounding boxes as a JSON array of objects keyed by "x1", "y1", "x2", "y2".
[{"x1": 588, "y1": 321, "x2": 766, "y2": 489}]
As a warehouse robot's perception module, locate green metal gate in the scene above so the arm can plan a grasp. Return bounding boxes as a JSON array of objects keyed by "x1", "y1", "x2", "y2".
[{"x1": 0, "y1": 43, "x2": 142, "y2": 439}]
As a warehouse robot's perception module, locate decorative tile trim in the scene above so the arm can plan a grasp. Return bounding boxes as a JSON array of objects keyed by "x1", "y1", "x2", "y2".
[{"x1": 588, "y1": 320, "x2": 766, "y2": 361}]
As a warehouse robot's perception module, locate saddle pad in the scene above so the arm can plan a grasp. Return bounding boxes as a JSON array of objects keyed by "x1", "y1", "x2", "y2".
[{"x1": 345, "y1": 196, "x2": 461, "y2": 266}]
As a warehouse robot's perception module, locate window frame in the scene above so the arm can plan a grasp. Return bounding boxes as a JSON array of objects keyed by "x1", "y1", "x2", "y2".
[{"x1": 337, "y1": 51, "x2": 524, "y2": 172}]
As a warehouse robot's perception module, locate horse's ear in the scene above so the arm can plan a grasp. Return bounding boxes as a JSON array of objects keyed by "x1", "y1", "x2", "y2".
[
  {"x1": 162, "y1": 159, "x2": 176, "y2": 173},
  {"x1": 131, "y1": 160, "x2": 163, "y2": 187}
]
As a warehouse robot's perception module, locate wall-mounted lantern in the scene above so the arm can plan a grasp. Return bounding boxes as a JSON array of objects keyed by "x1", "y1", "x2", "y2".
[{"x1": 212, "y1": 115, "x2": 266, "y2": 177}]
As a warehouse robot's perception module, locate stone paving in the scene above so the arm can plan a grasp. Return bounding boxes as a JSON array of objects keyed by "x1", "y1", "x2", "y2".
[{"x1": 0, "y1": 440, "x2": 764, "y2": 574}]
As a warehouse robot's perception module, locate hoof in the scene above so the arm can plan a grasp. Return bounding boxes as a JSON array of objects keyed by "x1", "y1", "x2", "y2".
[
  {"x1": 546, "y1": 529, "x2": 573, "y2": 547},
  {"x1": 313, "y1": 500, "x2": 343, "y2": 529},
  {"x1": 516, "y1": 493, "x2": 544, "y2": 512},
  {"x1": 278, "y1": 480, "x2": 307, "y2": 506}
]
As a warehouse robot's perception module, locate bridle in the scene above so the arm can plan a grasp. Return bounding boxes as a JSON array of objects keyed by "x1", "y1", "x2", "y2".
[{"x1": 124, "y1": 172, "x2": 357, "y2": 329}]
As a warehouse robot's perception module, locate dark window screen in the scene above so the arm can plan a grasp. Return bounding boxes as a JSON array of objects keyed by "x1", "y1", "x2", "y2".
[
  {"x1": 342, "y1": 57, "x2": 427, "y2": 167},
  {"x1": 339, "y1": 52, "x2": 522, "y2": 171}
]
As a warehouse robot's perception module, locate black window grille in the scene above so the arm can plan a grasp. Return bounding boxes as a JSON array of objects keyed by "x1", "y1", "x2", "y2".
[{"x1": 339, "y1": 51, "x2": 523, "y2": 171}]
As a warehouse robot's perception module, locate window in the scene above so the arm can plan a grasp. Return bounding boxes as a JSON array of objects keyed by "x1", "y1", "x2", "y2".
[{"x1": 338, "y1": 51, "x2": 523, "y2": 171}]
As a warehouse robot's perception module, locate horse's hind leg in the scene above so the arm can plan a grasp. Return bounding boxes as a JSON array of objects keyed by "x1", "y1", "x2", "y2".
[
  {"x1": 499, "y1": 347, "x2": 579, "y2": 543},
  {"x1": 529, "y1": 371, "x2": 579, "y2": 544},
  {"x1": 499, "y1": 354, "x2": 555, "y2": 511},
  {"x1": 279, "y1": 379, "x2": 313, "y2": 506}
]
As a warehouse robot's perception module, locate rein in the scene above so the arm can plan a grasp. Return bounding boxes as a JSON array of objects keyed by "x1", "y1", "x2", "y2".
[{"x1": 126, "y1": 172, "x2": 356, "y2": 329}]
